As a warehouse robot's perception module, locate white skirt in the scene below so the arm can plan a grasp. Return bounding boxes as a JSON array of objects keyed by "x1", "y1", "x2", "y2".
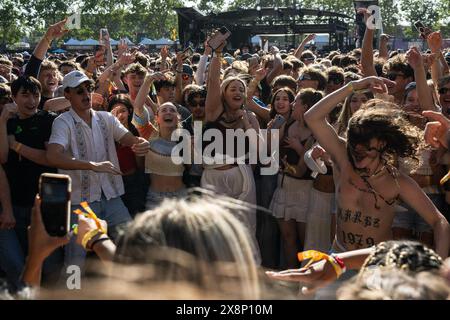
[
  {"x1": 269, "y1": 174, "x2": 313, "y2": 223},
  {"x1": 304, "y1": 188, "x2": 335, "y2": 252},
  {"x1": 201, "y1": 165, "x2": 261, "y2": 264}
]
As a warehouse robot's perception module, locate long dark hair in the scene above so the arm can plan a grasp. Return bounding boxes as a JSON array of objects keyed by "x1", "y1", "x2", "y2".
[
  {"x1": 108, "y1": 94, "x2": 139, "y2": 137},
  {"x1": 269, "y1": 87, "x2": 295, "y2": 119}
]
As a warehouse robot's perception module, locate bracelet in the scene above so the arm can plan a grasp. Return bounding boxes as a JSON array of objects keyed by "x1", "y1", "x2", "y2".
[
  {"x1": 347, "y1": 82, "x2": 354, "y2": 93},
  {"x1": 82, "y1": 229, "x2": 103, "y2": 251},
  {"x1": 329, "y1": 254, "x2": 347, "y2": 278},
  {"x1": 14, "y1": 142, "x2": 23, "y2": 154},
  {"x1": 298, "y1": 250, "x2": 347, "y2": 279},
  {"x1": 90, "y1": 237, "x2": 110, "y2": 251},
  {"x1": 44, "y1": 35, "x2": 53, "y2": 49}
]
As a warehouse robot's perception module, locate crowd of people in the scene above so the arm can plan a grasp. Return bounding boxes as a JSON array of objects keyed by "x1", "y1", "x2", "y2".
[{"x1": 0, "y1": 11, "x2": 450, "y2": 300}]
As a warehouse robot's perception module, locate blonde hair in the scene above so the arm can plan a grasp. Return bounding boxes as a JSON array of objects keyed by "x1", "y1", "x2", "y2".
[{"x1": 114, "y1": 190, "x2": 261, "y2": 299}]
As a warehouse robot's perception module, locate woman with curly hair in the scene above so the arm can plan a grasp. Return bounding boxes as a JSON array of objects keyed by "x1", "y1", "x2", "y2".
[{"x1": 301, "y1": 76, "x2": 449, "y2": 258}]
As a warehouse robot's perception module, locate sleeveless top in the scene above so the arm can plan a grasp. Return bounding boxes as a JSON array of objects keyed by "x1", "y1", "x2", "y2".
[
  {"x1": 203, "y1": 109, "x2": 251, "y2": 167},
  {"x1": 145, "y1": 138, "x2": 185, "y2": 176},
  {"x1": 279, "y1": 118, "x2": 313, "y2": 179}
]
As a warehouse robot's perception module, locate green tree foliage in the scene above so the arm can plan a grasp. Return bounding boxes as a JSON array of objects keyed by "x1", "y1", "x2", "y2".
[
  {"x1": 399, "y1": 0, "x2": 441, "y2": 39},
  {"x1": 0, "y1": 0, "x2": 28, "y2": 47}
]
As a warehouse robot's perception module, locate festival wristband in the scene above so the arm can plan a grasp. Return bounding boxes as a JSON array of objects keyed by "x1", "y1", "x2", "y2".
[
  {"x1": 82, "y1": 229, "x2": 103, "y2": 251},
  {"x1": 441, "y1": 170, "x2": 450, "y2": 185},
  {"x1": 14, "y1": 142, "x2": 23, "y2": 153},
  {"x1": 298, "y1": 250, "x2": 346, "y2": 279}
]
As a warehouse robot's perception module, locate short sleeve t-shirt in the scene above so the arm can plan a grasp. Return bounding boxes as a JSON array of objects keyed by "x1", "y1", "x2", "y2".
[{"x1": 5, "y1": 110, "x2": 57, "y2": 207}]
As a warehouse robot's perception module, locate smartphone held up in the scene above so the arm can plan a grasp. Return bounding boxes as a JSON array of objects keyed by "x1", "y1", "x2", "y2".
[
  {"x1": 39, "y1": 173, "x2": 72, "y2": 237},
  {"x1": 208, "y1": 26, "x2": 231, "y2": 51}
]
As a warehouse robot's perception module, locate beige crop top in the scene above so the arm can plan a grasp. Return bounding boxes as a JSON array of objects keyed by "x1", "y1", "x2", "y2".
[{"x1": 145, "y1": 138, "x2": 185, "y2": 176}]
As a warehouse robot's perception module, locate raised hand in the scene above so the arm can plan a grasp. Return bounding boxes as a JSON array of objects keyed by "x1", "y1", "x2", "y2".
[
  {"x1": 204, "y1": 37, "x2": 212, "y2": 56},
  {"x1": 427, "y1": 31, "x2": 442, "y2": 53},
  {"x1": 0, "y1": 102, "x2": 17, "y2": 123},
  {"x1": 422, "y1": 110, "x2": 450, "y2": 149},
  {"x1": 379, "y1": 34, "x2": 392, "y2": 43},
  {"x1": 46, "y1": 18, "x2": 69, "y2": 42},
  {"x1": 254, "y1": 67, "x2": 267, "y2": 82},
  {"x1": 160, "y1": 45, "x2": 169, "y2": 61},
  {"x1": 118, "y1": 51, "x2": 136, "y2": 67},
  {"x1": 406, "y1": 46, "x2": 424, "y2": 70},
  {"x1": 117, "y1": 39, "x2": 128, "y2": 59},
  {"x1": 304, "y1": 34, "x2": 316, "y2": 43},
  {"x1": 353, "y1": 76, "x2": 393, "y2": 94}
]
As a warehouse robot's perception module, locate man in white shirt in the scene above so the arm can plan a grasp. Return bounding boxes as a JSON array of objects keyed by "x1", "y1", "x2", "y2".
[{"x1": 47, "y1": 70, "x2": 149, "y2": 272}]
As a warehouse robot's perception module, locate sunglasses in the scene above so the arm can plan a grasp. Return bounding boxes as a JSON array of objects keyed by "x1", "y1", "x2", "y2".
[
  {"x1": 328, "y1": 77, "x2": 343, "y2": 85},
  {"x1": 182, "y1": 74, "x2": 192, "y2": 81},
  {"x1": 405, "y1": 82, "x2": 417, "y2": 91},
  {"x1": 298, "y1": 74, "x2": 313, "y2": 81},
  {"x1": 74, "y1": 85, "x2": 95, "y2": 95},
  {"x1": 190, "y1": 100, "x2": 205, "y2": 108},
  {"x1": 386, "y1": 73, "x2": 405, "y2": 81},
  {"x1": 438, "y1": 87, "x2": 450, "y2": 95}
]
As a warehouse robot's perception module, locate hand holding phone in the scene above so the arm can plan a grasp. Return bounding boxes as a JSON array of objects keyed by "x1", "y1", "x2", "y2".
[
  {"x1": 99, "y1": 28, "x2": 110, "y2": 45},
  {"x1": 39, "y1": 173, "x2": 71, "y2": 237},
  {"x1": 208, "y1": 27, "x2": 231, "y2": 51},
  {"x1": 414, "y1": 21, "x2": 432, "y2": 40}
]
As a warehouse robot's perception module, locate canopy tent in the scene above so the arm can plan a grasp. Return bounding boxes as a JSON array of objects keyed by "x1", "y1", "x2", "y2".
[
  {"x1": 79, "y1": 38, "x2": 99, "y2": 46},
  {"x1": 139, "y1": 38, "x2": 154, "y2": 45},
  {"x1": 149, "y1": 38, "x2": 174, "y2": 45},
  {"x1": 64, "y1": 38, "x2": 81, "y2": 45},
  {"x1": 51, "y1": 48, "x2": 67, "y2": 53}
]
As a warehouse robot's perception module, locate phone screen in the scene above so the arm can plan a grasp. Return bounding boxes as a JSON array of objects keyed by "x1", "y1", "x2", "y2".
[{"x1": 40, "y1": 175, "x2": 71, "y2": 237}]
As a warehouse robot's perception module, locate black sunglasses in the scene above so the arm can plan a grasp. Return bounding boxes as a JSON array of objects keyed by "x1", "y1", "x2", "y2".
[
  {"x1": 74, "y1": 85, "x2": 95, "y2": 95},
  {"x1": 189, "y1": 100, "x2": 205, "y2": 108},
  {"x1": 328, "y1": 77, "x2": 343, "y2": 85},
  {"x1": 386, "y1": 72, "x2": 405, "y2": 81}
]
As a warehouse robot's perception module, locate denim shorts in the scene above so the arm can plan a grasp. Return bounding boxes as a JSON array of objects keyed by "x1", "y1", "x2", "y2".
[
  {"x1": 145, "y1": 188, "x2": 188, "y2": 210},
  {"x1": 392, "y1": 194, "x2": 445, "y2": 233}
]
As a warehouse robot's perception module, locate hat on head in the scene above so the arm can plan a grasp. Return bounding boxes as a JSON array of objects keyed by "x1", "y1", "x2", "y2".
[
  {"x1": 62, "y1": 70, "x2": 94, "y2": 90},
  {"x1": 182, "y1": 64, "x2": 193, "y2": 76},
  {"x1": 240, "y1": 53, "x2": 253, "y2": 61}
]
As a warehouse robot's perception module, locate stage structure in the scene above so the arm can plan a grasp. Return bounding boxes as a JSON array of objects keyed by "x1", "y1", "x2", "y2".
[{"x1": 175, "y1": 7, "x2": 353, "y2": 51}]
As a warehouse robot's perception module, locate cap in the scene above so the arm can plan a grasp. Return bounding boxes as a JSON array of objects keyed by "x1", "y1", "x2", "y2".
[
  {"x1": 62, "y1": 70, "x2": 94, "y2": 90},
  {"x1": 182, "y1": 64, "x2": 193, "y2": 76},
  {"x1": 223, "y1": 56, "x2": 234, "y2": 65},
  {"x1": 240, "y1": 53, "x2": 253, "y2": 61}
]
